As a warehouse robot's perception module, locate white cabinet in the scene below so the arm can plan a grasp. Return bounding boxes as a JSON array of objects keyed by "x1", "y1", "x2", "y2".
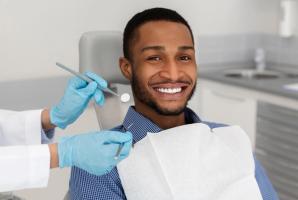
[
  {"x1": 200, "y1": 86, "x2": 256, "y2": 147},
  {"x1": 190, "y1": 78, "x2": 298, "y2": 149},
  {"x1": 192, "y1": 79, "x2": 257, "y2": 148}
]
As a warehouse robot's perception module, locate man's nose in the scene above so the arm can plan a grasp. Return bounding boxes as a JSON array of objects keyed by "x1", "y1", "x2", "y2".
[{"x1": 159, "y1": 60, "x2": 182, "y2": 81}]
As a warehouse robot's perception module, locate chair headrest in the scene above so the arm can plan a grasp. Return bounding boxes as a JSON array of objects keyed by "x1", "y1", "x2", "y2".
[{"x1": 79, "y1": 31, "x2": 129, "y2": 84}]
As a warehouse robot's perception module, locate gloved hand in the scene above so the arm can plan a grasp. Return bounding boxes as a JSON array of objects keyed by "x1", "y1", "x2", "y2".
[
  {"x1": 58, "y1": 131, "x2": 133, "y2": 176},
  {"x1": 50, "y1": 71, "x2": 107, "y2": 129}
]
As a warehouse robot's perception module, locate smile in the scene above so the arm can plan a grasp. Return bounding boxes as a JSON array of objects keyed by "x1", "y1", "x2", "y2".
[
  {"x1": 156, "y1": 87, "x2": 182, "y2": 94},
  {"x1": 151, "y1": 82, "x2": 190, "y2": 100}
]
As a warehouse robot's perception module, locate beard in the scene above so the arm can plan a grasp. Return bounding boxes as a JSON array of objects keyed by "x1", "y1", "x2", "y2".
[{"x1": 131, "y1": 72, "x2": 196, "y2": 116}]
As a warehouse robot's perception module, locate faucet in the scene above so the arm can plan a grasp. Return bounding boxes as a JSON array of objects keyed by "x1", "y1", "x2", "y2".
[{"x1": 254, "y1": 48, "x2": 266, "y2": 72}]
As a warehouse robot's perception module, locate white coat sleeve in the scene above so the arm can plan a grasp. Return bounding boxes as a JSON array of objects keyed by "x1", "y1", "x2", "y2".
[
  {"x1": 0, "y1": 144, "x2": 50, "y2": 192},
  {"x1": 0, "y1": 109, "x2": 51, "y2": 192},
  {"x1": 0, "y1": 109, "x2": 43, "y2": 145}
]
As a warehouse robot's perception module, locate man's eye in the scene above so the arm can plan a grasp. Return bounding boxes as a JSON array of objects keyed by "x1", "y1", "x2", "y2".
[
  {"x1": 180, "y1": 56, "x2": 191, "y2": 61},
  {"x1": 147, "y1": 56, "x2": 161, "y2": 61}
]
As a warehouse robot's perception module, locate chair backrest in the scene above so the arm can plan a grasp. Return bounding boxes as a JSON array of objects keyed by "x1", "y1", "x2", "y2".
[{"x1": 79, "y1": 31, "x2": 134, "y2": 130}]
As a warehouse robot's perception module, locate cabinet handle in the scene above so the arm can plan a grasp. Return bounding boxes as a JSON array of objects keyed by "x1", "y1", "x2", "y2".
[{"x1": 211, "y1": 91, "x2": 246, "y2": 102}]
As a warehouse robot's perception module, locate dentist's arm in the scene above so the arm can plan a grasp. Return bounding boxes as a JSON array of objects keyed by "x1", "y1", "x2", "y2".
[
  {"x1": 49, "y1": 71, "x2": 107, "y2": 129},
  {"x1": 41, "y1": 108, "x2": 56, "y2": 131},
  {"x1": 49, "y1": 131, "x2": 132, "y2": 175},
  {"x1": 0, "y1": 131, "x2": 132, "y2": 192},
  {"x1": 0, "y1": 72, "x2": 107, "y2": 146},
  {"x1": 49, "y1": 143, "x2": 59, "y2": 168}
]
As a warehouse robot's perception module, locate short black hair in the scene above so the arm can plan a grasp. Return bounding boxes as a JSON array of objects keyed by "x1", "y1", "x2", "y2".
[{"x1": 123, "y1": 7, "x2": 194, "y2": 61}]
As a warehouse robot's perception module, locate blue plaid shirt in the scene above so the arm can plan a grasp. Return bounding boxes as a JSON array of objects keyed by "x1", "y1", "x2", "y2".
[{"x1": 69, "y1": 106, "x2": 279, "y2": 200}]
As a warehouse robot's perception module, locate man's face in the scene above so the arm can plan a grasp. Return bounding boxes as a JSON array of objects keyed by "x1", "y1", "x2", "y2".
[{"x1": 128, "y1": 21, "x2": 197, "y2": 115}]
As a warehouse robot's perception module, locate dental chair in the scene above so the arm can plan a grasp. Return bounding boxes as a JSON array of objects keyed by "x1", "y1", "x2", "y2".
[
  {"x1": 79, "y1": 31, "x2": 134, "y2": 130},
  {"x1": 63, "y1": 31, "x2": 133, "y2": 200}
]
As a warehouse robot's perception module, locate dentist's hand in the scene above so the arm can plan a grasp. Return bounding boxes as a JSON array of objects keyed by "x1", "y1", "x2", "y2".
[
  {"x1": 58, "y1": 131, "x2": 133, "y2": 175},
  {"x1": 50, "y1": 72, "x2": 107, "y2": 129}
]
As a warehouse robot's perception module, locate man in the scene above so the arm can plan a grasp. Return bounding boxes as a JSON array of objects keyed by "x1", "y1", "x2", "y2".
[
  {"x1": 0, "y1": 72, "x2": 132, "y2": 192},
  {"x1": 69, "y1": 8, "x2": 279, "y2": 200}
]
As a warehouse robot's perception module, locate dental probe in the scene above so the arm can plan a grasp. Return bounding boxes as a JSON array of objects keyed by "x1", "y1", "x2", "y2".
[
  {"x1": 114, "y1": 143, "x2": 124, "y2": 160},
  {"x1": 56, "y1": 62, "x2": 130, "y2": 103},
  {"x1": 114, "y1": 123, "x2": 134, "y2": 160}
]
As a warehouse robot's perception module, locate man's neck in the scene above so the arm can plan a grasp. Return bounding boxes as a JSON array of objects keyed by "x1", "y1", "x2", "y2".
[{"x1": 134, "y1": 103, "x2": 185, "y2": 130}]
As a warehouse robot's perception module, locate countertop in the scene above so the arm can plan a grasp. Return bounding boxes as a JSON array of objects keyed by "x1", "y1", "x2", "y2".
[{"x1": 199, "y1": 67, "x2": 298, "y2": 101}]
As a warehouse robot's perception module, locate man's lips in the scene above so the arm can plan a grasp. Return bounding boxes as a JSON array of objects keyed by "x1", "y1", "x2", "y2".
[{"x1": 150, "y1": 82, "x2": 190, "y2": 95}]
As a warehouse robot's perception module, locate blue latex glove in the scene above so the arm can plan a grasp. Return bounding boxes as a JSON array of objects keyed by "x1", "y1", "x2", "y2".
[
  {"x1": 58, "y1": 131, "x2": 133, "y2": 176},
  {"x1": 50, "y1": 71, "x2": 107, "y2": 129}
]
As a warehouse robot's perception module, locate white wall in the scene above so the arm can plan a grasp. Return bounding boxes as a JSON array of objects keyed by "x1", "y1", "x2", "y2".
[{"x1": 0, "y1": 0, "x2": 280, "y2": 82}]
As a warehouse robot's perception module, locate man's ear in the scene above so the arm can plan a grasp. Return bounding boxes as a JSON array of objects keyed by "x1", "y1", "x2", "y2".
[{"x1": 119, "y1": 57, "x2": 133, "y2": 81}]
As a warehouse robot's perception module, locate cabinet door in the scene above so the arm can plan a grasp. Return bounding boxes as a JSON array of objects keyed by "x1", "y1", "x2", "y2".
[
  {"x1": 256, "y1": 102, "x2": 298, "y2": 200},
  {"x1": 200, "y1": 86, "x2": 257, "y2": 147}
]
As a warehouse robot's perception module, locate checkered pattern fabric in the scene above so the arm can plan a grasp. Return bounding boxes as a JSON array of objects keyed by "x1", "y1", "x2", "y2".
[{"x1": 69, "y1": 106, "x2": 279, "y2": 200}]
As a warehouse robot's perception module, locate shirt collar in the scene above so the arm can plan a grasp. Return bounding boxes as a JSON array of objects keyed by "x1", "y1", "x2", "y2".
[{"x1": 122, "y1": 106, "x2": 201, "y2": 143}]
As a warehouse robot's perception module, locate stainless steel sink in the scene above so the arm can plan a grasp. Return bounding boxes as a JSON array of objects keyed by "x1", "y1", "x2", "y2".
[{"x1": 224, "y1": 69, "x2": 281, "y2": 79}]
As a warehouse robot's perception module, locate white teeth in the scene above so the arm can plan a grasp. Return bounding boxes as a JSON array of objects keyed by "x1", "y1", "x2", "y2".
[{"x1": 157, "y1": 87, "x2": 182, "y2": 94}]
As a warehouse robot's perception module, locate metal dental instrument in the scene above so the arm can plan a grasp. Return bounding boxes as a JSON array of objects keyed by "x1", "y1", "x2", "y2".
[
  {"x1": 56, "y1": 62, "x2": 120, "y2": 97},
  {"x1": 114, "y1": 123, "x2": 134, "y2": 160},
  {"x1": 114, "y1": 143, "x2": 124, "y2": 160}
]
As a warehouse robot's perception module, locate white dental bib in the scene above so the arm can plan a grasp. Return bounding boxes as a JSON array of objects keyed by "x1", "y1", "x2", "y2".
[{"x1": 117, "y1": 123, "x2": 263, "y2": 200}]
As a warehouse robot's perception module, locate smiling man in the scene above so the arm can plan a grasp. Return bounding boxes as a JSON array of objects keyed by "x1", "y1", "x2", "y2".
[
  {"x1": 69, "y1": 8, "x2": 279, "y2": 200},
  {"x1": 120, "y1": 19, "x2": 197, "y2": 129}
]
